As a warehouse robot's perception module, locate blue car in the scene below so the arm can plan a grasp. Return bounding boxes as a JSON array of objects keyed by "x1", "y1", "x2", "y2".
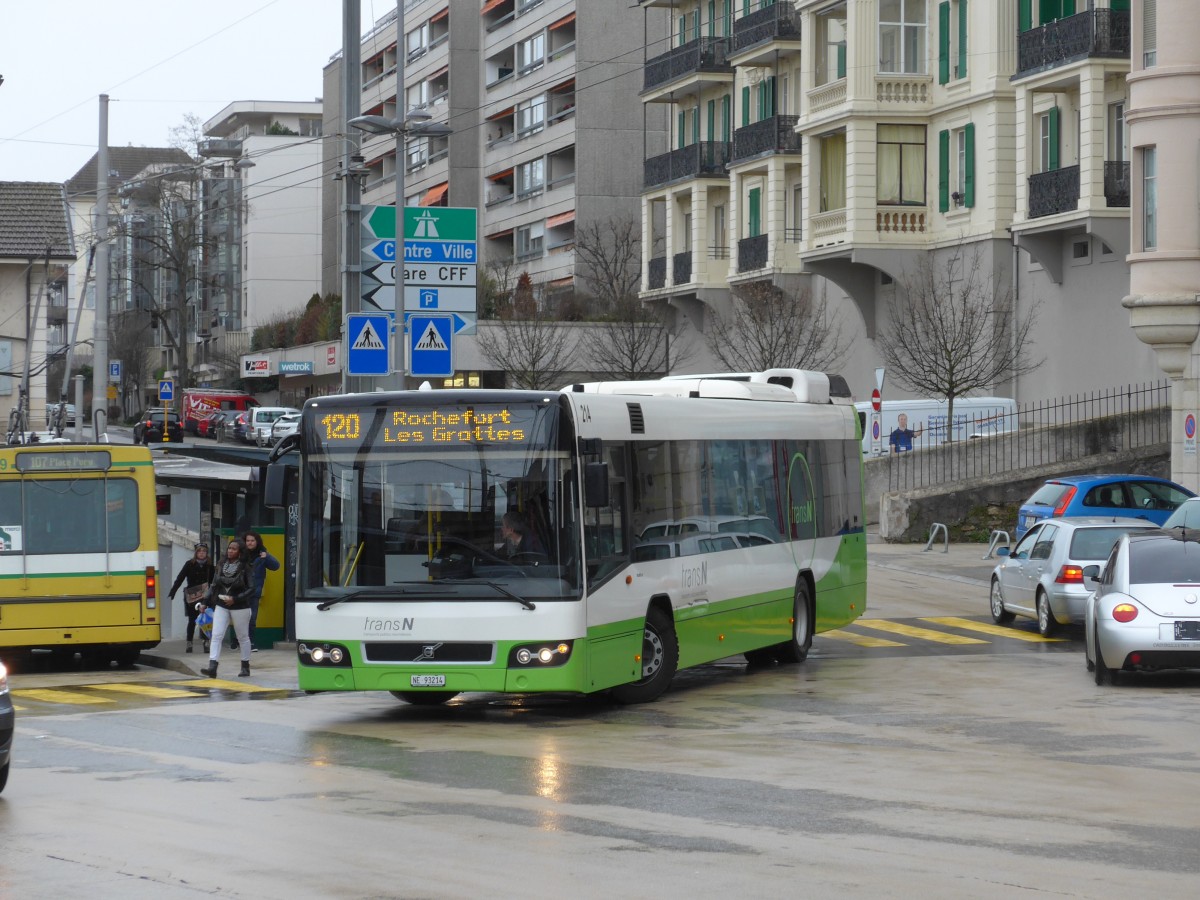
[{"x1": 1015, "y1": 474, "x2": 1195, "y2": 540}]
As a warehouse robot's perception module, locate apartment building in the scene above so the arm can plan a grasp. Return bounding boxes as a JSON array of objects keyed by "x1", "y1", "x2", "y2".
[
  {"x1": 1121, "y1": 0, "x2": 1200, "y2": 489},
  {"x1": 636, "y1": 0, "x2": 1158, "y2": 401},
  {"x1": 197, "y1": 101, "x2": 324, "y2": 383},
  {"x1": 323, "y1": 0, "x2": 651, "y2": 342}
]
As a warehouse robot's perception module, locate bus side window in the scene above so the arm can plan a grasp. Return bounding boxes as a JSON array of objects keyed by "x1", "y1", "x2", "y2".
[{"x1": 585, "y1": 443, "x2": 628, "y2": 588}]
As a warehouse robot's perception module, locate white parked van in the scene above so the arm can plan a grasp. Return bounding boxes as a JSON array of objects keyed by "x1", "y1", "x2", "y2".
[
  {"x1": 248, "y1": 406, "x2": 301, "y2": 447},
  {"x1": 854, "y1": 397, "x2": 1017, "y2": 455}
]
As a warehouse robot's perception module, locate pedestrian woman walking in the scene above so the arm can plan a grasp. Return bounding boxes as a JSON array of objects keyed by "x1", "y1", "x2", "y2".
[
  {"x1": 167, "y1": 542, "x2": 215, "y2": 654},
  {"x1": 240, "y1": 530, "x2": 280, "y2": 652},
  {"x1": 200, "y1": 539, "x2": 254, "y2": 678}
]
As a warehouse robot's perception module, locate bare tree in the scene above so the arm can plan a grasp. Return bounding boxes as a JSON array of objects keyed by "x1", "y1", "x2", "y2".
[
  {"x1": 109, "y1": 313, "x2": 154, "y2": 418},
  {"x1": 114, "y1": 163, "x2": 217, "y2": 395},
  {"x1": 705, "y1": 279, "x2": 848, "y2": 372},
  {"x1": 573, "y1": 217, "x2": 686, "y2": 379},
  {"x1": 476, "y1": 272, "x2": 580, "y2": 389},
  {"x1": 168, "y1": 113, "x2": 206, "y2": 158},
  {"x1": 876, "y1": 244, "x2": 1041, "y2": 434}
]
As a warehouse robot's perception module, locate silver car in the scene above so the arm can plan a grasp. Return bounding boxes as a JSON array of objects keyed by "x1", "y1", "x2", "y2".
[
  {"x1": 1085, "y1": 530, "x2": 1200, "y2": 684},
  {"x1": 990, "y1": 517, "x2": 1157, "y2": 636},
  {"x1": 270, "y1": 411, "x2": 301, "y2": 444},
  {"x1": 1, "y1": 659, "x2": 13, "y2": 793}
]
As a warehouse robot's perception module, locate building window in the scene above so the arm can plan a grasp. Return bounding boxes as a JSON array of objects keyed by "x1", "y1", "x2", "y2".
[
  {"x1": 1143, "y1": 0, "x2": 1157, "y2": 67},
  {"x1": 815, "y1": 3, "x2": 848, "y2": 86},
  {"x1": 713, "y1": 203, "x2": 727, "y2": 255},
  {"x1": 879, "y1": 0, "x2": 927, "y2": 75},
  {"x1": 518, "y1": 33, "x2": 545, "y2": 74},
  {"x1": 407, "y1": 22, "x2": 429, "y2": 58},
  {"x1": 517, "y1": 157, "x2": 545, "y2": 196},
  {"x1": 939, "y1": 122, "x2": 975, "y2": 210},
  {"x1": 1108, "y1": 101, "x2": 1127, "y2": 162},
  {"x1": 820, "y1": 132, "x2": 847, "y2": 212},
  {"x1": 517, "y1": 96, "x2": 546, "y2": 136},
  {"x1": 938, "y1": 0, "x2": 967, "y2": 84},
  {"x1": 1039, "y1": 107, "x2": 1060, "y2": 172},
  {"x1": 516, "y1": 222, "x2": 544, "y2": 260},
  {"x1": 747, "y1": 186, "x2": 762, "y2": 238},
  {"x1": 1142, "y1": 146, "x2": 1157, "y2": 251},
  {"x1": 877, "y1": 124, "x2": 926, "y2": 206}
]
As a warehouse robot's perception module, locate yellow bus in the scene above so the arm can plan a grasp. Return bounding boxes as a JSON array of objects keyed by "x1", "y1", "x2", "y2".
[{"x1": 0, "y1": 445, "x2": 161, "y2": 664}]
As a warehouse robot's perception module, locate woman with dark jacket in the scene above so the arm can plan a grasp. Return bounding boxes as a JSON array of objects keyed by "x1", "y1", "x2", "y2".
[
  {"x1": 199, "y1": 539, "x2": 254, "y2": 679},
  {"x1": 240, "y1": 530, "x2": 280, "y2": 652},
  {"x1": 167, "y1": 542, "x2": 215, "y2": 653}
]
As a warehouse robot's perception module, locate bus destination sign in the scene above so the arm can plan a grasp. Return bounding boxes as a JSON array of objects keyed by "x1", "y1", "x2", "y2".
[
  {"x1": 318, "y1": 405, "x2": 533, "y2": 447},
  {"x1": 15, "y1": 450, "x2": 113, "y2": 473}
]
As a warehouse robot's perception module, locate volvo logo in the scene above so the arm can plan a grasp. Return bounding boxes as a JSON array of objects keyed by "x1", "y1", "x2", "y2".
[{"x1": 415, "y1": 642, "x2": 443, "y2": 661}]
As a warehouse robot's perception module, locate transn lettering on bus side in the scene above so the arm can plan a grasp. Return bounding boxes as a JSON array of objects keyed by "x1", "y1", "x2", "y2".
[
  {"x1": 791, "y1": 501, "x2": 814, "y2": 525},
  {"x1": 681, "y1": 559, "x2": 708, "y2": 590}
]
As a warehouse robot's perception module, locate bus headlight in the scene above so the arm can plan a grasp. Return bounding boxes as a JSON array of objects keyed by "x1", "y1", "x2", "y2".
[
  {"x1": 298, "y1": 642, "x2": 352, "y2": 668},
  {"x1": 508, "y1": 641, "x2": 573, "y2": 668}
]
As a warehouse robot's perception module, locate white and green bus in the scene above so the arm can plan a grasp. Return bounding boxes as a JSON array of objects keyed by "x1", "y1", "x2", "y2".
[{"x1": 283, "y1": 370, "x2": 866, "y2": 704}]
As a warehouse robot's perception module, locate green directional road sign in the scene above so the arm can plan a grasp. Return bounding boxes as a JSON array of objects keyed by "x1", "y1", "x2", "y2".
[{"x1": 404, "y1": 207, "x2": 476, "y2": 242}]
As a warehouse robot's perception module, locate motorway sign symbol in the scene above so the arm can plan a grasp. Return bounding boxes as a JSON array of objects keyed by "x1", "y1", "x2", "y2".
[
  {"x1": 158, "y1": 379, "x2": 174, "y2": 402},
  {"x1": 403, "y1": 206, "x2": 476, "y2": 242},
  {"x1": 407, "y1": 314, "x2": 454, "y2": 378},
  {"x1": 346, "y1": 313, "x2": 391, "y2": 376}
]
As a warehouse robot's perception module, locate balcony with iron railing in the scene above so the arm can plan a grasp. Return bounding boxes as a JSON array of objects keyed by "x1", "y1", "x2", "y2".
[
  {"x1": 731, "y1": 1, "x2": 801, "y2": 55},
  {"x1": 737, "y1": 234, "x2": 768, "y2": 273},
  {"x1": 1028, "y1": 165, "x2": 1080, "y2": 218},
  {"x1": 1016, "y1": 8, "x2": 1130, "y2": 79},
  {"x1": 1105, "y1": 160, "x2": 1130, "y2": 208},
  {"x1": 731, "y1": 115, "x2": 801, "y2": 162},
  {"x1": 648, "y1": 256, "x2": 667, "y2": 289},
  {"x1": 673, "y1": 251, "x2": 692, "y2": 285},
  {"x1": 643, "y1": 37, "x2": 732, "y2": 94},
  {"x1": 644, "y1": 142, "x2": 732, "y2": 189}
]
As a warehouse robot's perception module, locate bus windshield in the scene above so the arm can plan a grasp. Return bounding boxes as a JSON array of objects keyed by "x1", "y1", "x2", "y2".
[{"x1": 301, "y1": 396, "x2": 582, "y2": 603}]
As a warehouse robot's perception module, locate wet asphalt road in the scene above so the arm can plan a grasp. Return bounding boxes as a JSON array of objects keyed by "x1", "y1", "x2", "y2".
[{"x1": 4, "y1": 546, "x2": 1200, "y2": 897}]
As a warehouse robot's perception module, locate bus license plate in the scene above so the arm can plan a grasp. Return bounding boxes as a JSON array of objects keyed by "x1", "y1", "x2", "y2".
[{"x1": 410, "y1": 674, "x2": 446, "y2": 687}]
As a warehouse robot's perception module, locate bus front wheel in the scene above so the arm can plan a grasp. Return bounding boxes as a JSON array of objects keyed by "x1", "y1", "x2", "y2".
[
  {"x1": 610, "y1": 607, "x2": 678, "y2": 704},
  {"x1": 774, "y1": 581, "x2": 813, "y2": 664},
  {"x1": 390, "y1": 691, "x2": 459, "y2": 706}
]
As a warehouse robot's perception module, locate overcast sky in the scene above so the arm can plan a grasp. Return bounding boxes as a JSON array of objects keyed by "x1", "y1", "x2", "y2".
[{"x1": 1, "y1": 0, "x2": 382, "y2": 183}]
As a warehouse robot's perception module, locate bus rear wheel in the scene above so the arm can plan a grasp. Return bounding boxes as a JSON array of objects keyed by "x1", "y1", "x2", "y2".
[
  {"x1": 610, "y1": 607, "x2": 678, "y2": 704},
  {"x1": 390, "y1": 691, "x2": 459, "y2": 706},
  {"x1": 773, "y1": 582, "x2": 814, "y2": 664}
]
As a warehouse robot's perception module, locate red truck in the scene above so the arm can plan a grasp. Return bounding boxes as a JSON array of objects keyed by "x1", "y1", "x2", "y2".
[{"x1": 181, "y1": 389, "x2": 259, "y2": 435}]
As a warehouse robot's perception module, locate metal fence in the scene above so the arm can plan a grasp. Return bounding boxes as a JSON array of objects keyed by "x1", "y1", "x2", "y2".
[{"x1": 882, "y1": 381, "x2": 1171, "y2": 492}]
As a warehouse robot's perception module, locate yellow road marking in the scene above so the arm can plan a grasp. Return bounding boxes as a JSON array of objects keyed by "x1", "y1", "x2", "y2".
[
  {"x1": 922, "y1": 616, "x2": 1067, "y2": 643},
  {"x1": 173, "y1": 677, "x2": 280, "y2": 693},
  {"x1": 855, "y1": 619, "x2": 988, "y2": 645},
  {"x1": 83, "y1": 683, "x2": 198, "y2": 699},
  {"x1": 821, "y1": 629, "x2": 906, "y2": 648},
  {"x1": 13, "y1": 689, "x2": 115, "y2": 705}
]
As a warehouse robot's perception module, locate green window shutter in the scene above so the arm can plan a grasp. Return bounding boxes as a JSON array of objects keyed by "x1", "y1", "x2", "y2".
[
  {"x1": 721, "y1": 94, "x2": 731, "y2": 142},
  {"x1": 1048, "y1": 106, "x2": 1060, "y2": 170},
  {"x1": 707, "y1": 98, "x2": 716, "y2": 142},
  {"x1": 693, "y1": 10, "x2": 701, "y2": 42},
  {"x1": 692, "y1": 105, "x2": 701, "y2": 144},
  {"x1": 678, "y1": 15, "x2": 686, "y2": 46},
  {"x1": 964, "y1": 123, "x2": 975, "y2": 207},
  {"x1": 938, "y1": 2, "x2": 951, "y2": 85},
  {"x1": 724, "y1": 1, "x2": 732, "y2": 37},
  {"x1": 1019, "y1": 0, "x2": 1032, "y2": 32},
  {"x1": 767, "y1": 76, "x2": 776, "y2": 117},
  {"x1": 708, "y1": 1, "x2": 716, "y2": 38},
  {"x1": 678, "y1": 110, "x2": 686, "y2": 149},
  {"x1": 1063, "y1": 1, "x2": 1076, "y2": 16},
  {"x1": 748, "y1": 187, "x2": 761, "y2": 237},
  {"x1": 957, "y1": 0, "x2": 968, "y2": 79},
  {"x1": 938, "y1": 129, "x2": 951, "y2": 212},
  {"x1": 1111, "y1": 0, "x2": 1130, "y2": 9},
  {"x1": 743, "y1": 0, "x2": 751, "y2": 15},
  {"x1": 836, "y1": 42, "x2": 846, "y2": 79},
  {"x1": 742, "y1": 86, "x2": 751, "y2": 126}
]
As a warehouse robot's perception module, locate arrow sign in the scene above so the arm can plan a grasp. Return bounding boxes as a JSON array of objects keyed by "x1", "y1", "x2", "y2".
[
  {"x1": 365, "y1": 239, "x2": 396, "y2": 262},
  {"x1": 363, "y1": 262, "x2": 395, "y2": 285}
]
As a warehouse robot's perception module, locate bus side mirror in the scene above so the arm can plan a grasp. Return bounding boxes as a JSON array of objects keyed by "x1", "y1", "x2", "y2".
[
  {"x1": 265, "y1": 463, "x2": 290, "y2": 509},
  {"x1": 584, "y1": 462, "x2": 609, "y2": 508}
]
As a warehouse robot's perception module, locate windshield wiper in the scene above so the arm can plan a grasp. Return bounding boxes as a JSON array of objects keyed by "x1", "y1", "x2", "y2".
[
  {"x1": 315, "y1": 585, "x2": 428, "y2": 611},
  {"x1": 438, "y1": 579, "x2": 536, "y2": 610}
]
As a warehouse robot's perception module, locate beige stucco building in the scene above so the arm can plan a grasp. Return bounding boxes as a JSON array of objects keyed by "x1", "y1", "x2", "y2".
[{"x1": 636, "y1": 0, "x2": 1160, "y2": 403}]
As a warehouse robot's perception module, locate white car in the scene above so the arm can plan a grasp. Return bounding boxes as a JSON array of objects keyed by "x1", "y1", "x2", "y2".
[
  {"x1": 270, "y1": 411, "x2": 301, "y2": 444},
  {"x1": 249, "y1": 406, "x2": 300, "y2": 447}
]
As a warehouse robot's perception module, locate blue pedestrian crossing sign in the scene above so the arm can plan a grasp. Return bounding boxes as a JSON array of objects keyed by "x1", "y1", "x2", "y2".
[
  {"x1": 408, "y1": 314, "x2": 454, "y2": 377},
  {"x1": 346, "y1": 313, "x2": 391, "y2": 376},
  {"x1": 158, "y1": 379, "x2": 174, "y2": 402}
]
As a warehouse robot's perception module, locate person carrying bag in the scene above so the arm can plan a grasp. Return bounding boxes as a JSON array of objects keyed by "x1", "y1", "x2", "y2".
[
  {"x1": 167, "y1": 542, "x2": 215, "y2": 653},
  {"x1": 199, "y1": 539, "x2": 254, "y2": 679}
]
